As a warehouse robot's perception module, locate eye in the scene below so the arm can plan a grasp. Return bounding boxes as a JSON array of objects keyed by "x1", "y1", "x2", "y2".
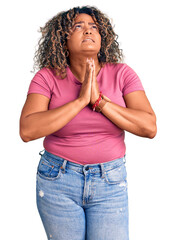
[{"x1": 75, "y1": 25, "x2": 82, "y2": 29}]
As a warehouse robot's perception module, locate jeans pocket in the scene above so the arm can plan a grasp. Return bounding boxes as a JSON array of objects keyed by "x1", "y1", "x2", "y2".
[
  {"x1": 37, "y1": 156, "x2": 62, "y2": 181},
  {"x1": 104, "y1": 162, "x2": 127, "y2": 185}
]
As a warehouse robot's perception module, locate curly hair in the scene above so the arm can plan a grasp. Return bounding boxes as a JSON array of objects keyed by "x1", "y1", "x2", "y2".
[{"x1": 31, "y1": 5, "x2": 124, "y2": 79}]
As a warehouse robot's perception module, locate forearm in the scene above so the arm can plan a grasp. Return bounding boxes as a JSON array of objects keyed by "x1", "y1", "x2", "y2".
[
  {"x1": 21, "y1": 98, "x2": 86, "y2": 142},
  {"x1": 101, "y1": 101, "x2": 157, "y2": 138}
]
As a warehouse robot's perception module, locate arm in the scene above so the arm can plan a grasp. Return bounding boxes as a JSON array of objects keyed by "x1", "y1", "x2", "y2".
[
  {"x1": 101, "y1": 90, "x2": 157, "y2": 138},
  {"x1": 19, "y1": 93, "x2": 86, "y2": 142}
]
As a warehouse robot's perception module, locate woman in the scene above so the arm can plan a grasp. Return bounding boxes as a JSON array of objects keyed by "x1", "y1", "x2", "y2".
[{"x1": 19, "y1": 5, "x2": 157, "y2": 240}]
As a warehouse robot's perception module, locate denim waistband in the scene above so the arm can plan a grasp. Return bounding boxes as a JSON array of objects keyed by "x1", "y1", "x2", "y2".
[{"x1": 39, "y1": 149, "x2": 126, "y2": 176}]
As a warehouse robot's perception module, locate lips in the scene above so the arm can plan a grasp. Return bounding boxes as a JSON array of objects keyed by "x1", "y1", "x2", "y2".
[{"x1": 82, "y1": 38, "x2": 95, "y2": 43}]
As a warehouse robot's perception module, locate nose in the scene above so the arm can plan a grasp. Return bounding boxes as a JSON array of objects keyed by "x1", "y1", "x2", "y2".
[{"x1": 84, "y1": 26, "x2": 93, "y2": 35}]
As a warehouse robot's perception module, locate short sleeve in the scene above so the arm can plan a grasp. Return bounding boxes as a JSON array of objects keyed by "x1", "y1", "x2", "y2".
[
  {"x1": 121, "y1": 64, "x2": 145, "y2": 96},
  {"x1": 27, "y1": 68, "x2": 53, "y2": 99}
]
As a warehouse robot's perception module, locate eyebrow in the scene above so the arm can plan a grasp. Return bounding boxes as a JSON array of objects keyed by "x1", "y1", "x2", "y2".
[{"x1": 73, "y1": 21, "x2": 97, "y2": 26}]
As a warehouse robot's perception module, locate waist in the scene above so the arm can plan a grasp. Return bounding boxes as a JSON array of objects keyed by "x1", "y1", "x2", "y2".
[
  {"x1": 43, "y1": 134, "x2": 126, "y2": 164},
  {"x1": 40, "y1": 149, "x2": 126, "y2": 173}
]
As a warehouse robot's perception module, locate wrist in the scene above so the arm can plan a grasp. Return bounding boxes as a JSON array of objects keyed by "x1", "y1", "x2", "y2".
[
  {"x1": 91, "y1": 92, "x2": 111, "y2": 112},
  {"x1": 91, "y1": 92, "x2": 103, "y2": 111},
  {"x1": 77, "y1": 97, "x2": 88, "y2": 108},
  {"x1": 95, "y1": 95, "x2": 111, "y2": 112}
]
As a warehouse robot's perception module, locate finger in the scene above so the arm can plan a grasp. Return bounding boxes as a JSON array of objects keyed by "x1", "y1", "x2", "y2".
[
  {"x1": 89, "y1": 61, "x2": 94, "y2": 71},
  {"x1": 88, "y1": 67, "x2": 93, "y2": 81},
  {"x1": 93, "y1": 59, "x2": 95, "y2": 73},
  {"x1": 92, "y1": 61, "x2": 96, "y2": 80},
  {"x1": 86, "y1": 60, "x2": 92, "y2": 71},
  {"x1": 87, "y1": 58, "x2": 93, "y2": 66}
]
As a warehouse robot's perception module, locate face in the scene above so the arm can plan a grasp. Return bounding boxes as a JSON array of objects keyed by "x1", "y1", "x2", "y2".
[{"x1": 66, "y1": 13, "x2": 101, "y2": 56}]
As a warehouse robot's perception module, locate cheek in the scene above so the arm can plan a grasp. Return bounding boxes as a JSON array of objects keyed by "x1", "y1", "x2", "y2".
[
  {"x1": 67, "y1": 33, "x2": 82, "y2": 47},
  {"x1": 96, "y1": 36, "x2": 101, "y2": 48},
  {"x1": 67, "y1": 38, "x2": 79, "y2": 50},
  {"x1": 96, "y1": 33, "x2": 101, "y2": 42}
]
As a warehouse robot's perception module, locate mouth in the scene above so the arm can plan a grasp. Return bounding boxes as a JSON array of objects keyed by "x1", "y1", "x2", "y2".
[{"x1": 82, "y1": 38, "x2": 95, "y2": 43}]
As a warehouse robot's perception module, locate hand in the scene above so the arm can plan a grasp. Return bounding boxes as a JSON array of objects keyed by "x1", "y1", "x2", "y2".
[
  {"x1": 88, "y1": 58, "x2": 101, "y2": 105},
  {"x1": 78, "y1": 58, "x2": 93, "y2": 106}
]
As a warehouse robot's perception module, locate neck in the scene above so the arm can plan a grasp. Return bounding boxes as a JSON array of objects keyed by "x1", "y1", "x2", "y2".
[{"x1": 68, "y1": 54, "x2": 101, "y2": 83}]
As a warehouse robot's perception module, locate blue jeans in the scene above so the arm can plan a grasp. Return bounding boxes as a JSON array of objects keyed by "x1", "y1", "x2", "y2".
[{"x1": 36, "y1": 149, "x2": 129, "y2": 240}]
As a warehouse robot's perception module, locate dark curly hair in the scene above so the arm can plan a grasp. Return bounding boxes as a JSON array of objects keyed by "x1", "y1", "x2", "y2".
[{"x1": 31, "y1": 5, "x2": 124, "y2": 79}]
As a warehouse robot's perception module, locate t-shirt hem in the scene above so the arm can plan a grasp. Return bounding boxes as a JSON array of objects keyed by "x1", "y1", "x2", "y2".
[
  {"x1": 123, "y1": 88, "x2": 145, "y2": 96},
  {"x1": 43, "y1": 147, "x2": 126, "y2": 165},
  {"x1": 27, "y1": 91, "x2": 50, "y2": 99}
]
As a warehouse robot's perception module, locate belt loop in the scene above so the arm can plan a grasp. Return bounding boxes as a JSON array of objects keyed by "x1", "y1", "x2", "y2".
[
  {"x1": 61, "y1": 159, "x2": 67, "y2": 174},
  {"x1": 39, "y1": 149, "x2": 45, "y2": 156},
  {"x1": 100, "y1": 163, "x2": 105, "y2": 178}
]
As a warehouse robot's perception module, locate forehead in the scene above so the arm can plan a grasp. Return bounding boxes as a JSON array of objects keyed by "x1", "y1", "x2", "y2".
[{"x1": 74, "y1": 13, "x2": 95, "y2": 23}]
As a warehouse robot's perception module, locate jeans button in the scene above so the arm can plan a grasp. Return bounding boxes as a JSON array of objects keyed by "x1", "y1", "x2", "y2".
[{"x1": 85, "y1": 166, "x2": 89, "y2": 171}]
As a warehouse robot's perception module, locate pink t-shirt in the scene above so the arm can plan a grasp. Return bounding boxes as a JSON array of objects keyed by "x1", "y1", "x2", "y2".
[{"x1": 27, "y1": 63, "x2": 145, "y2": 165}]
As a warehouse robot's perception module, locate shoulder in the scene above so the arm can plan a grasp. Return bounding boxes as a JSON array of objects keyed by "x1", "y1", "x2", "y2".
[
  {"x1": 35, "y1": 67, "x2": 55, "y2": 79},
  {"x1": 31, "y1": 67, "x2": 55, "y2": 90},
  {"x1": 104, "y1": 62, "x2": 129, "y2": 73},
  {"x1": 34, "y1": 67, "x2": 57, "y2": 83},
  {"x1": 106, "y1": 63, "x2": 140, "y2": 78}
]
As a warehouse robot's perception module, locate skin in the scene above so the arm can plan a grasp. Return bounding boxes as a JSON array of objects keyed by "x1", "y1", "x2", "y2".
[
  {"x1": 66, "y1": 14, "x2": 101, "y2": 104},
  {"x1": 66, "y1": 13, "x2": 101, "y2": 83},
  {"x1": 19, "y1": 13, "x2": 157, "y2": 142},
  {"x1": 66, "y1": 13, "x2": 157, "y2": 138}
]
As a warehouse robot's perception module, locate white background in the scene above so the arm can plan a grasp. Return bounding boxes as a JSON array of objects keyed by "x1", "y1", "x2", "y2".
[{"x1": 1, "y1": 0, "x2": 176, "y2": 239}]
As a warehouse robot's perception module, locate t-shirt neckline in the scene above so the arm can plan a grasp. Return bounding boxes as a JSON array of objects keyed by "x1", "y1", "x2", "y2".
[{"x1": 67, "y1": 64, "x2": 105, "y2": 85}]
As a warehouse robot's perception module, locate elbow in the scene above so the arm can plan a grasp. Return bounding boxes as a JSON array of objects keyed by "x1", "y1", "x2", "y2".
[
  {"x1": 148, "y1": 114, "x2": 157, "y2": 139},
  {"x1": 148, "y1": 125, "x2": 157, "y2": 139},
  {"x1": 19, "y1": 128, "x2": 31, "y2": 142},
  {"x1": 20, "y1": 132, "x2": 30, "y2": 142},
  {"x1": 19, "y1": 118, "x2": 32, "y2": 142}
]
